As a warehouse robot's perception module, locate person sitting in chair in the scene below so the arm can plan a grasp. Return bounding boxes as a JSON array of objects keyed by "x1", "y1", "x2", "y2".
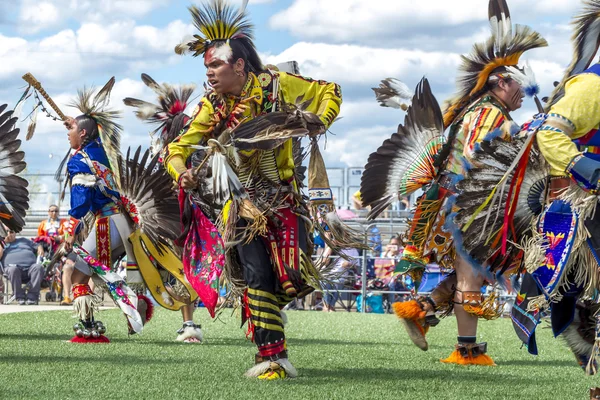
[{"x1": 1, "y1": 228, "x2": 45, "y2": 305}]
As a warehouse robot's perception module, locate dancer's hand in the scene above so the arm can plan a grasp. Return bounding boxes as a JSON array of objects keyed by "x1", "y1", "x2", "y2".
[
  {"x1": 64, "y1": 235, "x2": 75, "y2": 252},
  {"x1": 63, "y1": 117, "x2": 75, "y2": 130},
  {"x1": 179, "y1": 169, "x2": 197, "y2": 189}
]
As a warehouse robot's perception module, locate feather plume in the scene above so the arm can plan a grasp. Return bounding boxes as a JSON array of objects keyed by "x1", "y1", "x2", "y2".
[
  {"x1": 26, "y1": 105, "x2": 38, "y2": 141},
  {"x1": 94, "y1": 76, "x2": 115, "y2": 107},
  {"x1": 140, "y1": 73, "x2": 163, "y2": 96},
  {"x1": 372, "y1": 78, "x2": 412, "y2": 110},
  {"x1": 69, "y1": 77, "x2": 123, "y2": 189},
  {"x1": 361, "y1": 78, "x2": 445, "y2": 220},
  {"x1": 0, "y1": 104, "x2": 29, "y2": 233},
  {"x1": 123, "y1": 73, "x2": 196, "y2": 147},
  {"x1": 443, "y1": 0, "x2": 547, "y2": 127},
  {"x1": 12, "y1": 86, "x2": 31, "y2": 128},
  {"x1": 175, "y1": 0, "x2": 254, "y2": 57},
  {"x1": 546, "y1": 0, "x2": 600, "y2": 108},
  {"x1": 506, "y1": 63, "x2": 540, "y2": 97}
]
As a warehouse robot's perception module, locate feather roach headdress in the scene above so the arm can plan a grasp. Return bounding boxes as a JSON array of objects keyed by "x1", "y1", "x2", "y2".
[
  {"x1": 67, "y1": 77, "x2": 123, "y2": 186},
  {"x1": 545, "y1": 0, "x2": 600, "y2": 108},
  {"x1": 123, "y1": 73, "x2": 196, "y2": 149},
  {"x1": 443, "y1": 0, "x2": 547, "y2": 127},
  {"x1": 175, "y1": 0, "x2": 253, "y2": 57}
]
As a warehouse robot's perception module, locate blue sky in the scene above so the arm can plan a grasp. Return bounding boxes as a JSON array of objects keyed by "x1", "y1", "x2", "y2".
[{"x1": 0, "y1": 0, "x2": 589, "y2": 207}]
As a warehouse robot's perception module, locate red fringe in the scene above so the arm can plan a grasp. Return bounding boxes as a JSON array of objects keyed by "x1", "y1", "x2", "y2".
[
  {"x1": 137, "y1": 294, "x2": 155, "y2": 324},
  {"x1": 243, "y1": 290, "x2": 255, "y2": 342}
]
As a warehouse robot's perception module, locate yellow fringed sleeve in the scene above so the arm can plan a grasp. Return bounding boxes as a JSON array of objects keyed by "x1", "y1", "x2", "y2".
[
  {"x1": 164, "y1": 97, "x2": 215, "y2": 182},
  {"x1": 537, "y1": 73, "x2": 600, "y2": 176},
  {"x1": 277, "y1": 72, "x2": 342, "y2": 129},
  {"x1": 274, "y1": 72, "x2": 343, "y2": 181}
]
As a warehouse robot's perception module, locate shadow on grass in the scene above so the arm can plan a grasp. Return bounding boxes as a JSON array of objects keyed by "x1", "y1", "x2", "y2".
[
  {"x1": 500, "y1": 359, "x2": 578, "y2": 368},
  {"x1": 289, "y1": 338, "x2": 387, "y2": 346},
  {"x1": 0, "y1": 353, "x2": 202, "y2": 365},
  {"x1": 0, "y1": 333, "x2": 69, "y2": 341},
  {"x1": 291, "y1": 367, "x2": 552, "y2": 385}
]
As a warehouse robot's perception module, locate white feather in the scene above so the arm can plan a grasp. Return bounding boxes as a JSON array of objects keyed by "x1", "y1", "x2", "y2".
[
  {"x1": 506, "y1": 63, "x2": 539, "y2": 97},
  {"x1": 176, "y1": 326, "x2": 203, "y2": 342},
  {"x1": 385, "y1": 78, "x2": 412, "y2": 100},
  {"x1": 213, "y1": 42, "x2": 233, "y2": 62}
]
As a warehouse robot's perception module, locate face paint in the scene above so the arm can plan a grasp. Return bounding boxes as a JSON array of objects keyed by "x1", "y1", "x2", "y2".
[
  {"x1": 212, "y1": 42, "x2": 233, "y2": 63},
  {"x1": 507, "y1": 80, "x2": 524, "y2": 111},
  {"x1": 204, "y1": 44, "x2": 242, "y2": 95}
]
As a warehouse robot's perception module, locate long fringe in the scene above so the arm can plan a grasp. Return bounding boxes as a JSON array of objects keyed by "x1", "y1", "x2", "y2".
[
  {"x1": 587, "y1": 339, "x2": 600, "y2": 376},
  {"x1": 462, "y1": 292, "x2": 503, "y2": 320},
  {"x1": 72, "y1": 294, "x2": 101, "y2": 321}
]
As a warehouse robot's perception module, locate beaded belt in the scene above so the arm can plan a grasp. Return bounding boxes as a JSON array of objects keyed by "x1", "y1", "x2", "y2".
[{"x1": 95, "y1": 202, "x2": 121, "y2": 218}]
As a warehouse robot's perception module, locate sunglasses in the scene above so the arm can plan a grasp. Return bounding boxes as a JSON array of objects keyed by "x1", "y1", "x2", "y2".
[{"x1": 49, "y1": 210, "x2": 59, "y2": 213}]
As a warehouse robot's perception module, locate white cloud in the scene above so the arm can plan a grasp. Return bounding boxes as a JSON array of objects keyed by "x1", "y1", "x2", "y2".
[
  {"x1": 263, "y1": 42, "x2": 461, "y2": 87},
  {"x1": 19, "y1": 1, "x2": 60, "y2": 34},
  {"x1": 321, "y1": 125, "x2": 396, "y2": 168},
  {"x1": 270, "y1": 0, "x2": 579, "y2": 44},
  {"x1": 0, "y1": 19, "x2": 193, "y2": 90},
  {"x1": 17, "y1": 0, "x2": 173, "y2": 34}
]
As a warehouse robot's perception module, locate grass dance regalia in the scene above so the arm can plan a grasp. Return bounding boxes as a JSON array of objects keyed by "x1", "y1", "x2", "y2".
[
  {"x1": 124, "y1": 73, "x2": 204, "y2": 343},
  {"x1": 361, "y1": 0, "x2": 546, "y2": 365},
  {"x1": 456, "y1": 0, "x2": 600, "y2": 375},
  {"x1": 165, "y1": 0, "x2": 363, "y2": 380},
  {"x1": 22, "y1": 75, "x2": 183, "y2": 342}
]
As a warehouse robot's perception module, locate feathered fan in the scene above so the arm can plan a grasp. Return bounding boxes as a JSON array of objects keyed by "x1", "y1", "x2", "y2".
[
  {"x1": 230, "y1": 102, "x2": 325, "y2": 151},
  {"x1": 360, "y1": 78, "x2": 446, "y2": 219},
  {"x1": 123, "y1": 73, "x2": 196, "y2": 146},
  {"x1": 0, "y1": 104, "x2": 29, "y2": 234},
  {"x1": 453, "y1": 134, "x2": 549, "y2": 264},
  {"x1": 117, "y1": 146, "x2": 181, "y2": 252},
  {"x1": 545, "y1": 0, "x2": 600, "y2": 108}
]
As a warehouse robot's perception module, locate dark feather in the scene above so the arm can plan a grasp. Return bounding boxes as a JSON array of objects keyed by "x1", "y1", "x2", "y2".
[
  {"x1": 443, "y1": 0, "x2": 547, "y2": 127},
  {"x1": 118, "y1": 146, "x2": 181, "y2": 253},
  {"x1": 123, "y1": 74, "x2": 196, "y2": 148},
  {"x1": 454, "y1": 135, "x2": 548, "y2": 263},
  {"x1": 0, "y1": 104, "x2": 29, "y2": 232},
  {"x1": 141, "y1": 73, "x2": 162, "y2": 95}
]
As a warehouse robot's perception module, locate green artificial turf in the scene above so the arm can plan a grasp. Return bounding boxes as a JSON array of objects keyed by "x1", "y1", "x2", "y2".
[{"x1": 0, "y1": 308, "x2": 596, "y2": 400}]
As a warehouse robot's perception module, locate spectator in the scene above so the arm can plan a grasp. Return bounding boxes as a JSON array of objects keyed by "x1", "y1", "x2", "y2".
[
  {"x1": 381, "y1": 235, "x2": 402, "y2": 259},
  {"x1": 36, "y1": 204, "x2": 69, "y2": 254},
  {"x1": 351, "y1": 190, "x2": 364, "y2": 210},
  {"x1": 322, "y1": 244, "x2": 360, "y2": 312},
  {"x1": 1, "y1": 228, "x2": 45, "y2": 305}
]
